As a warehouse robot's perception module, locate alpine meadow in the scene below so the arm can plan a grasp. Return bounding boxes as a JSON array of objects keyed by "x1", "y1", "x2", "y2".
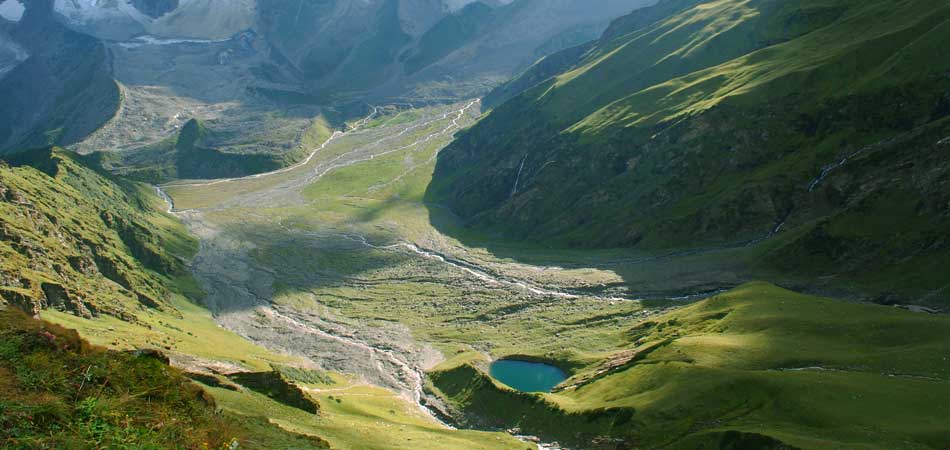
[{"x1": 0, "y1": 0, "x2": 948, "y2": 449}]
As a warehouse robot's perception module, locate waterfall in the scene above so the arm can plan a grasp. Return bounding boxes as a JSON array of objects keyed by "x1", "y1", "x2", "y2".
[{"x1": 510, "y1": 154, "x2": 527, "y2": 198}]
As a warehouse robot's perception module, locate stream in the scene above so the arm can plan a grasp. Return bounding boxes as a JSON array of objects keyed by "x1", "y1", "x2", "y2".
[{"x1": 152, "y1": 101, "x2": 624, "y2": 450}]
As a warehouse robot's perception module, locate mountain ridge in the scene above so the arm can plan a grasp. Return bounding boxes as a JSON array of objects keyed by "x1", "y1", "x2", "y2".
[
  {"x1": 428, "y1": 0, "x2": 950, "y2": 306},
  {"x1": 1, "y1": 1, "x2": 948, "y2": 448},
  {"x1": 0, "y1": 146, "x2": 196, "y2": 320},
  {"x1": 0, "y1": 0, "x2": 119, "y2": 154},
  {"x1": 2, "y1": 0, "x2": 658, "y2": 179}
]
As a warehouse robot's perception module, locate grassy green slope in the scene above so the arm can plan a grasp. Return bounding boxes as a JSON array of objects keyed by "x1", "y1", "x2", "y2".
[
  {"x1": 0, "y1": 147, "x2": 196, "y2": 318},
  {"x1": 429, "y1": 0, "x2": 950, "y2": 305},
  {"x1": 0, "y1": 117, "x2": 530, "y2": 449},
  {"x1": 0, "y1": 144, "x2": 505, "y2": 450},
  {"x1": 0, "y1": 146, "x2": 306, "y2": 371},
  {"x1": 0, "y1": 308, "x2": 326, "y2": 449},
  {"x1": 431, "y1": 282, "x2": 950, "y2": 449},
  {"x1": 206, "y1": 377, "x2": 526, "y2": 450}
]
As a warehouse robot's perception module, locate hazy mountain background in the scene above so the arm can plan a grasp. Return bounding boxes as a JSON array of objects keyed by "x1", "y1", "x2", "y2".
[
  {"x1": 2, "y1": 1, "x2": 950, "y2": 449},
  {"x1": 0, "y1": 0, "x2": 655, "y2": 181}
]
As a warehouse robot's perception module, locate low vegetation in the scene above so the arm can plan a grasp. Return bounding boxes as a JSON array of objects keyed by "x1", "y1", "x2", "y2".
[
  {"x1": 0, "y1": 308, "x2": 324, "y2": 449},
  {"x1": 429, "y1": 0, "x2": 950, "y2": 306},
  {"x1": 1, "y1": 61, "x2": 943, "y2": 449},
  {"x1": 228, "y1": 369, "x2": 321, "y2": 414},
  {"x1": 431, "y1": 282, "x2": 950, "y2": 449},
  {"x1": 0, "y1": 147, "x2": 196, "y2": 318},
  {"x1": 161, "y1": 103, "x2": 950, "y2": 448}
]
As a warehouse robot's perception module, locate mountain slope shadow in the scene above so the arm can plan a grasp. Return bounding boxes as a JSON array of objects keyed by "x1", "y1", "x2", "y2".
[
  {"x1": 0, "y1": 0, "x2": 119, "y2": 154},
  {"x1": 423, "y1": 0, "x2": 950, "y2": 309}
]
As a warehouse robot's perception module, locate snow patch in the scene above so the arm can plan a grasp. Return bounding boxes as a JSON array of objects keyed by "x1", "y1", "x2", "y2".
[
  {"x1": 0, "y1": 0, "x2": 25, "y2": 22},
  {"x1": 118, "y1": 34, "x2": 230, "y2": 49},
  {"x1": 54, "y1": 0, "x2": 151, "y2": 31}
]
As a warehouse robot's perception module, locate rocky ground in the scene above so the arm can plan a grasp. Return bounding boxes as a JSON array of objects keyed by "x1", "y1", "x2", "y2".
[
  {"x1": 160, "y1": 102, "x2": 682, "y2": 434},
  {"x1": 168, "y1": 103, "x2": 486, "y2": 412},
  {"x1": 70, "y1": 31, "x2": 324, "y2": 179}
]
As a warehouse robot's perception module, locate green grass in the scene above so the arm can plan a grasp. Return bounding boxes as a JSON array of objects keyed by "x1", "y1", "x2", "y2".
[
  {"x1": 203, "y1": 376, "x2": 526, "y2": 450},
  {"x1": 428, "y1": 0, "x2": 950, "y2": 306},
  {"x1": 88, "y1": 104, "x2": 552, "y2": 448},
  {"x1": 163, "y1": 107, "x2": 446, "y2": 211},
  {"x1": 431, "y1": 282, "x2": 950, "y2": 449},
  {"x1": 0, "y1": 309, "x2": 321, "y2": 449},
  {"x1": 42, "y1": 294, "x2": 297, "y2": 373},
  {"x1": 165, "y1": 105, "x2": 693, "y2": 368},
  {"x1": 244, "y1": 110, "x2": 652, "y2": 362},
  {"x1": 0, "y1": 147, "x2": 197, "y2": 317},
  {"x1": 157, "y1": 101, "x2": 950, "y2": 450}
]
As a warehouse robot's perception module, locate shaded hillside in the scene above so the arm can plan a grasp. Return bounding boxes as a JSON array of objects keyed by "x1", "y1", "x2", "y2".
[
  {"x1": 130, "y1": 0, "x2": 180, "y2": 19},
  {"x1": 260, "y1": 0, "x2": 412, "y2": 94},
  {"x1": 402, "y1": 1, "x2": 496, "y2": 75},
  {"x1": 396, "y1": 0, "x2": 659, "y2": 99},
  {"x1": 23, "y1": 0, "x2": 655, "y2": 182},
  {"x1": 0, "y1": 0, "x2": 118, "y2": 154},
  {"x1": 429, "y1": 0, "x2": 950, "y2": 304},
  {"x1": 0, "y1": 147, "x2": 196, "y2": 319},
  {"x1": 109, "y1": 116, "x2": 332, "y2": 182},
  {"x1": 0, "y1": 24, "x2": 26, "y2": 78},
  {"x1": 430, "y1": 283, "x2": 950, "y2": 449},
  {"x1": 481, "y1": 39, "x2": 596, "y2": 110},
  {"x1": 257, "y1": 0, "x2": 655, "y2": 99}
]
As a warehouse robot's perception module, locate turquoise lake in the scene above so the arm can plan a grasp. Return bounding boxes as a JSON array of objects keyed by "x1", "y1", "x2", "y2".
[{"x1": 489, "y1": 359, "x2": 567, "y2": 393}]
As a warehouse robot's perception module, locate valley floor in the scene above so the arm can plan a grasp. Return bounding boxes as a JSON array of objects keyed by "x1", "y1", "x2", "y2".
[
  {"x1": 45, "y1": 102, "x2": 950, "y2": 449},
  {"x1": 162, "y1": 101, "x2": 684, "y2": 448}
]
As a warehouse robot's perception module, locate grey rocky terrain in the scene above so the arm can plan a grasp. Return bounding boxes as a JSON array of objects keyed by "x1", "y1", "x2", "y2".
[{"x1": 5, "y1": 0, "x2": 657, "y2": 179}]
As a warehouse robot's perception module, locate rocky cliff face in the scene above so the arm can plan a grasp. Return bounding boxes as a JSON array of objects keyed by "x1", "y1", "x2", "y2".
[
  {"x1": 52, "y1": 0, "x2": 468, "y2": 41},
  {"x1": 0, "y1": 0, "x2": 659, "y2": 184},
  {"x1": 53, "y1": 0, "x2": 256, "y2": 40},
  {"x1": 129, "y1": 0, "x2": 179, "y2": 19},
  {"x1": 18, "y1": 0, "x2": 655, "y2": 180},
  {"x1": 0, "y1": 31, "x2": 27, "y2": 79},
  {"x1": 0, "y1": 0, "x2": 119, "y2": 154},
  {"x1": 49, "y1": 0, "x2": 654, "y2": 99}
]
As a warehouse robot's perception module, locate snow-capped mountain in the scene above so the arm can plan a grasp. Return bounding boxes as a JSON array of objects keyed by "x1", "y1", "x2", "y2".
[
  {"x1": 1, "y1": 0, "x2": 656, "y2": 156},
  {"x1": 53, "y1": 0, "x2": 255, "y2": 40}
]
